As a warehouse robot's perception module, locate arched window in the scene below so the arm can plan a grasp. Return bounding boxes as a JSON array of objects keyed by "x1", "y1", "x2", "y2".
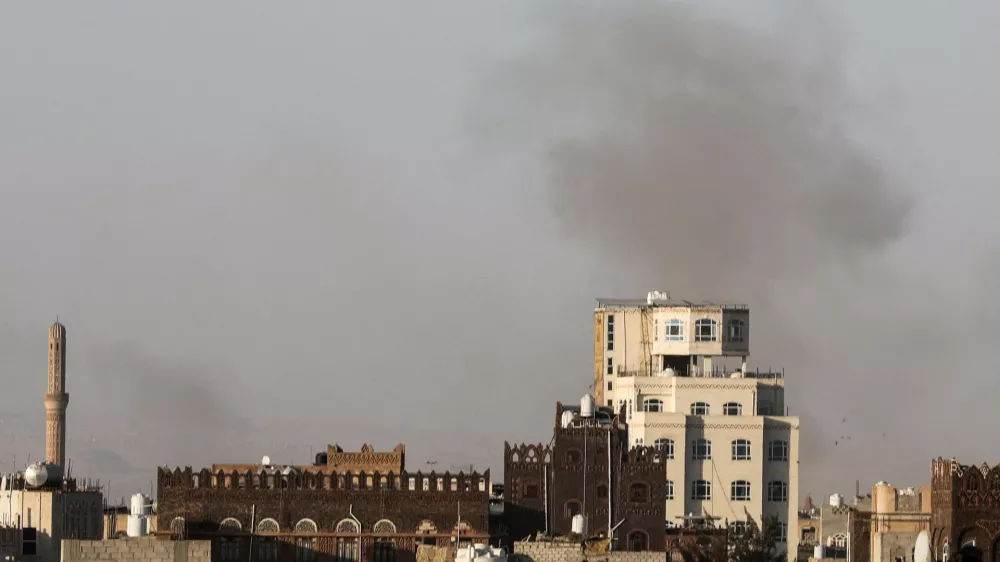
[
  {"x1": 335, "y1": 519, "x2": 360, "y2": 562},
  {"x1": 690, "y1": 402, "x2": 710, "y2": 415},
  {"x1": 692, "y1": 439, "x2": 712, "y2": 460},
  {"x1": 665, "y1": 480, "x2": 674, "y2": 500},
  {"x1": 966, "y1": 475, "x2": 982, "y2": 492},
  {"x1": 373, "y1": 520, "x2": 397, "y2": 562},
  {"x1": 727, "y1": 319, "x2": 745, "y2": 343},
  {"x1": 169, "y1": 517, "x2": 185, "y2": 536},
  {"x1": 731, "y1": 439, "x2": 751, "y2": 461},
  {"x1": 294, "y1": 520, "x2": 318, "y2": 562},
  {"x1": 219, "y1": 518, "x2": 242, "y2": 532},
  {"x1": 731, "y1": 480, "x2": 751, "y2": 501},
  {"x1": 257, "y1": 519, "x2": 279, "y2": 533},
  {"x1": 654, "y1": 438, "x2": 674, "y2": 459},
  {"x1": 768, "y1": 440, "x2": 789, "y2": 462},
  {"x1": 627, "y1": 530, "x2": 649, "y2": 551},
  {"x1": 767, "y1": 481, "x2": 789, "y2": 502},
  {"x1": 692, "y1": 480, "x2": 711, "y2": 500},
  {"x1": 629, "y1": 482, "x2": 650, "y2": 503},
  {"x1": 730, "y1": 521, "x2": 748, "y2": 537},
  {"x1": 833, "y1": 534, "x2": 848, "y2": 548},
  {"x1": 665, "y1": 319, "x2": 684, "y2": 341},
  {"x1": 566, "y1": 449, "x2": 582, "y2": 464},
  {"x1": 694, "y1": 319, "x2": 717, "y2": 342},
  {"x1": 723, "y1": 402, "x2": 742, "y2": 416},
  {"x1": 565, "y1": 500, "x2": 582, "y2": 518},
  {"x1": 643, "y1": 399, "x2": 663, "y2": 413}
]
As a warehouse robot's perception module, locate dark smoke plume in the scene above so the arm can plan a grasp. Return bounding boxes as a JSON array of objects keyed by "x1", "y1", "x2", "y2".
[{"x1": 471, "y1": 2, "x2": 926, "y2": 495}]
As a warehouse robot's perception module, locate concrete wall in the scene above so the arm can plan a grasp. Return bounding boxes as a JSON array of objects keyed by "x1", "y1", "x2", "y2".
[
  {"x1": 511, "y1": 542, "x2": 665, "y2": 562},
  {"x1": 61, "y1": 538, "x2": 210, "y2": 562}
]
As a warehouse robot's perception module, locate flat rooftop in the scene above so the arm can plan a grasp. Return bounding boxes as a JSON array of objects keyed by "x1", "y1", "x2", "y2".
[{"x1": 595, "y1": 297, "x2": 748, "y2": 310}]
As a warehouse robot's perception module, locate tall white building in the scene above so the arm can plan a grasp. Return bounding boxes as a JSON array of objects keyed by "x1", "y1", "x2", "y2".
[{"x1": 594, "y1": 291, "x2": 799, "y2": 560}]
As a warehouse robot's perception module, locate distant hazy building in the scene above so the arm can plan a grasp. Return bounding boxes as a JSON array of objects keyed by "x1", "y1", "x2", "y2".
[
  {"x1": 930, "y1": 457, "x2": 1000, "y2": 562},
  {"x1": 0, "y1": 473, "x2": 103, "y2": 561},
  {"x1": 593, "y1": 292, "x2": 799, "y2": 561},
  {"x1": 870, "y1": 482, "x2": 930, "y2": 562}
]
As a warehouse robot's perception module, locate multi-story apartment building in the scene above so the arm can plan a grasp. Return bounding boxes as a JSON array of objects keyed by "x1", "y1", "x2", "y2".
[{"x1": 593, "y1": 291, "x2": 800, "y2": 560}]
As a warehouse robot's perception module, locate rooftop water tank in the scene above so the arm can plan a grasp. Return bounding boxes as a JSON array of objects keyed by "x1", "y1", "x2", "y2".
[
  {"x1": 131, "y1": 493, "x2": 151, "y2": 516},
  {"x1": 829, "y1": 494, "x2": 843, "y2": 507},
  {"x1": 24, "y1": 463, "x2": 63, "y2": 488},
  {"x1": 814, "y1": 545, "x2": 824, "y2": 559},
  {"x1": 571, "y1": 514, "x2": 588, "y2": 536},
  {"x1": 561, "y1": 410, "x2": 576, "y2": 428},
  {"x1": 580, "y1": 395, "x2": 595, "y2": 418},
  {"x1": 127, "y1": 515, "x2": 148, "y2": 537}
]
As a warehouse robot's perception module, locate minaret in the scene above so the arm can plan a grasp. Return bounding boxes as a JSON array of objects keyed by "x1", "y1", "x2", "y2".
[{"x1": 44, "y1": 321, "x2": 69, "y2": 467}]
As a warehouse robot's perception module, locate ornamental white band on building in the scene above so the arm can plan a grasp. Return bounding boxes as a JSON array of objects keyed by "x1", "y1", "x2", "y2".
[{"x1": 593, "y1": 291, "x2": 800, "y2": 561}]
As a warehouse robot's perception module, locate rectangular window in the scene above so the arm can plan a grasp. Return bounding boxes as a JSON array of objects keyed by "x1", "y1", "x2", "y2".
[
  {"x1": 692, "y1": 439, "x2": 712, "y2": 460},
  {"x1": 607, "y1": 315, "x2": 615, "y2": 351},
  {"x1": 767, "y1": 481, "x2": 789, "y2": 502},
  {"x1": 607, "y1": 357, "x2": 614, "y2": 375},
  {"x1": 692, "y1": 480, "x2": 711, "y2": 500},
  {"x1": 665, "y1": 480, "x2": 674, "y2": 500},
  {"x1": 607, "y1": 400, "x2": 613, "y2": 407},
  {"x1": 768, "y1": 440, "x2": 789, "y2": 462},
  {"x1": 758, "y1": 400, "x2": 773, "y2": 415},
  {"x1": 665, "y1": 320, "x2": 684, "y2": 341},
  {"x1": 607, "y1": 381, "x2": 613, "y2": 391}
]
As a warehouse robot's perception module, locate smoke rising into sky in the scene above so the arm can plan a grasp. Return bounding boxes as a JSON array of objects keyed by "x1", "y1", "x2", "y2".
[{"x1": 2, "y1": 1, "x2": 1000, "y2": 500}]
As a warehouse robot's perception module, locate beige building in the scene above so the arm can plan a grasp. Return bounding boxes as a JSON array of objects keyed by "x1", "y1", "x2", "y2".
[
  {"x1": 595, "y1": 292, "x2": 799, "y2": 561},
  {"x1": 870, "y1": 482, "x2": 930, "y2": 562},
  {"x1": 0, "y1": 486, "x2": 103, "y2": 561}
]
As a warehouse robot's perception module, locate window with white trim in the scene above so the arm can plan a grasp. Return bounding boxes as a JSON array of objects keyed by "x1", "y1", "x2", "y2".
[
  {"x1": 665, "y1": 319, "x2": 684, "y2": 341},
  {"x1": 692, "y1": 480, "x2": 711, "y2": 500},
  {"x1": 665, "y1": 480, "x2": 674, "y2": 500},
  {"x1": 723, "y1": 402, "x2": 742, "y2": 416},
  {"x1": 643, "y1": 398, "x2": 663, "y2": 412},
  {"x1": 731, "y1": 439, "x2": 751, "y2": 461},
  {"x1": 727, "y1": 319, "x2": 745, "y2": 343},
  {"x1": 692, "y1": 439, "x2": 712, "y2": 460},
  {"x1": 768, "y1": 440, "x2": 789, "y2": 462},
  {"x1": 654, "y1": 438, "x2": 674, "y2": 459},
  {"x1": 767, "y1": 481, "x2": 788, "y2": 502},
  {"x1": 694, "y1": 319, "x2": 717, "y2": 342},
  {"x1": 776, "y1": 522, "x2": 788, "y2": 543},
  {"x1": 730, "y1": 521, "x2": 748, "y2": 537},
  {"x1": 690, "y1": 402, "x2": 710, "y2": 415},
  {"x1": 731, "y1": 480, "x2": 751, "y2": 501}
]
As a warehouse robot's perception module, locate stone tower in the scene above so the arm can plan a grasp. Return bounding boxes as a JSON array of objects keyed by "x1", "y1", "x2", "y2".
[{"x1": 44, "y1": 321, "x2": 69, "y2": 467}]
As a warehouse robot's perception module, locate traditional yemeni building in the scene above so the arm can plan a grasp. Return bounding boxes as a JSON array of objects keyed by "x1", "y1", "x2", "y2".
[
  {"x1": 929, "y1": 457, "x2": 1000, "y2": 562},
  {"x1": 156, "y1": 444, "x2": 491, "y2": 562},
  {"x1": 503, "y1": 400, "x2": 668, "y2": 552},
  {"x1": 212, "y1": 444, "x2": 405, "y2": 476},
  {"x1": 593, "y1": 292, "x2": 799, "y2": 560},
  {"x1": 869, "y1": 482, "x2": 930, "y2": 562}
]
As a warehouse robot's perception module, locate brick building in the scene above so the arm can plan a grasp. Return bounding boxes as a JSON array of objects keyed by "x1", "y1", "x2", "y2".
[
  {"x1": 930, "y1": 457, "x2": 1000, "y2": 562},
  {"x1": 503, "y1": 400, "x2": 667, "y2": 551},
  {"x1": 156, "y1": 444, "x2": 491, "y2": 562}
]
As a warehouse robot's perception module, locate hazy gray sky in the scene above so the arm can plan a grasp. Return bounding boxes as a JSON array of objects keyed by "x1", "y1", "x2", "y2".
[{"x1": 2, "y1": 1, "x2": 999, "y2": 502}]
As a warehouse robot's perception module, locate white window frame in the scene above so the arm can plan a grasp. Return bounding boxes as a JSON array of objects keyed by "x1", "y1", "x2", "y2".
[
  {"x1": 767, "y1": 481, "x2": 788, "y2": 502},
  {"x1": 692, "y1": 480, "x2": 711, "y2": 500},
  {"x1": 776, "y1": 522, "x2": 788, "y2": 543},
  {"x1": 643, "y1": 398, "x2": 663, "y2": 413},
  {"x1": 665, "y1": 480, "x2": 674, "y2": 500},
  {"x1": 665, "y1": 319, "x2": 684, "y2": 341},
  {"x1": 654, "y1": 438, "x2": 674, "y2": 459},
  {"x1": 692, "y1": 439, "x2": 712, "y2": 460},
  {"x1": 768, "y1": 440, "x2": 789, "y2": 462},
  {"x1": 731, "y1": 480, "x2": 751, "y2": 501},
  {"x1": 694, "y1": 318, "x2": 717, "y2": 342},
  {"x1": 727, "y1": 319, "x2": 745, "y2": 343},
  {"x1": 690, "y1": 402, "x2": 710, "y2": 415},
  {"x1": 731, "y1": 439, "x2": 751, "y2": 461},
  {"x1": 723, "y1": 402, "x2": 742, "y2": 416}
]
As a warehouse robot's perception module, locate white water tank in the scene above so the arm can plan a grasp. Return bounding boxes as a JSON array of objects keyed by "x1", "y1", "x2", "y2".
[
  {"x1": 130, "y1": 493, "x2": 151, "y2": 516},
  {"x1": 127, "y1": 515, "x2": 148, "y2": 537},
  {"x1": 829, "y1": 493, "x2": 843, "y2": 507},
  {"x1": 814, "y1": 545, "x2": 824, "y2": 559},
  {"x1": 580, "y1": 395, "x2": 595, "y2": 418},
  {"x1": 561, "y1": 411, "x2": 576, "y2": 428},
  {"x1": 571, "y1": 514, "x2": 588, "y2": 535},
  {"x1": 658, "y1": 368, "x2": 676, "y2": 378},
  {"x1": 24, "y1": 463, "x2": 63, "y2": 488}
]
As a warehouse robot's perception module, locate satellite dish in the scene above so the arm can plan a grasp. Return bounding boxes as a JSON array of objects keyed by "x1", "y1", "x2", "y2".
[
  {"x1": 914, "y1": 531, "x2": 930, "y2": 562},
  {"x1": 261, "y1": 456, "x2": 271, "y2": 466}
]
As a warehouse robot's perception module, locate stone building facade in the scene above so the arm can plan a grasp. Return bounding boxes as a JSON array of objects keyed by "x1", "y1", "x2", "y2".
[
  {"x1": 156, "y1": 460, "x2": 490, "y2": 562},
  {"x1": 503, "y1": 402, "x2": 667, "y2": 552},
  {"x1": 930, "y1": 457, "x2": 1000, "y2": 562}
]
